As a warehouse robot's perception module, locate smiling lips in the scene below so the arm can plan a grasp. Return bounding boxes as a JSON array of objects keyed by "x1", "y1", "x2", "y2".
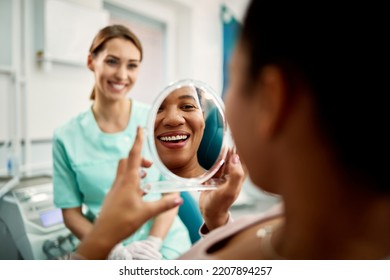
[
  {"x1": 108, "y1": 81, "x2": 127, "y2": 92},
  {"x1": 157, "y1": 132, "x2": 190, "y2": 149}
]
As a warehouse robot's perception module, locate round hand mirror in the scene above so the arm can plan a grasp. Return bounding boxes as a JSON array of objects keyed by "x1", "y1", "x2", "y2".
[{"x1": 142, "y1": 79, "x2": 228, "y2": 193}]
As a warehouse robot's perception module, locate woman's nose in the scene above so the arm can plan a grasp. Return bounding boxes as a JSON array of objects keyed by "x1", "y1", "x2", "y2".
[
  {"x1": 115, "y1": 65, "x2": 128, "y2": 80},
  {"x1": 162, "y1": 109, "x2": 185, "y2": 126}
]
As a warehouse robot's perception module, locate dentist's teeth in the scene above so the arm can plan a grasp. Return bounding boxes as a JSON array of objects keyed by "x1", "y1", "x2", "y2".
[
  {"x1": 160, "y1": 135, "x2": 188, "y2": 142},
  {"x1": 111, "y1": 83, "x2": 125, "y2": 90}
]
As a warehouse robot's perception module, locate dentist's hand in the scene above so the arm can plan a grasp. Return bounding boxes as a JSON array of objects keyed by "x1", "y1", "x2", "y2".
[
  {"x1": 76, "y1": 127, "x2": 183, "y2": 259},
  {"x1": 107, "y1": 243, "x2": 133, "y2": 260},
  {"x1": 200, "y1": 150, "x2": 246, "y2": 231},
  {"x1": 125, "y1": 236, "x2": 163, "y2": 260}
]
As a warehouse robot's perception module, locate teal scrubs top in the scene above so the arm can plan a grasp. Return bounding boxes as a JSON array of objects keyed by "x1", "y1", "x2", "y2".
[{"x1": 52, "y1": 100, "x2": 191, "y2": 259}]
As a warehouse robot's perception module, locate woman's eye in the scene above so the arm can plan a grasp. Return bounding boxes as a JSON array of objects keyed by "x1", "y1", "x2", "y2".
[
  {"x1": 128, "y1": 63, "x2": 138, "y2": 69},
  {"x1": 181, "y1": 104, "x2": 197, "y2": 111},
  {"x1": 106, "y1": 59, "x2": 118, "y2": 65}
]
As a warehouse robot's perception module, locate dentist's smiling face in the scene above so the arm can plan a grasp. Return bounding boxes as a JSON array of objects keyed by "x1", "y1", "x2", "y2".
[
  {"x1": 88, "y1": 37, "x2": 141, "y2": 101},
  {"x1": 155, "y1": 87, "x2": 205, "y2": 177}
]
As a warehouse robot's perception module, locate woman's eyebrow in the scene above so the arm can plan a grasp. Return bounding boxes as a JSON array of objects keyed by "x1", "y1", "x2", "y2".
[
  {"x1": 178, "y1": 95, "x2": 197, "y2": 101},
  {"x1": 106, "y1": 54, "x2": 140, "y2": 62},
  {"x1": 106, "y1": 54, "x2": 119, "y2": 59}
]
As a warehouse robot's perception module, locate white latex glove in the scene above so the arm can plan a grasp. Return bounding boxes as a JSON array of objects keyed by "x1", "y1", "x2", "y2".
[
  {"x1": 107, "y1": 243, "x2": 133, "y2": 260},
  {"x1": 125, "y1": 236, "x2": 163, "y2": 260}
]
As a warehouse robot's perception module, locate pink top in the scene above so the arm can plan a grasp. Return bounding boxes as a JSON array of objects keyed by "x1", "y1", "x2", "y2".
[{"x1": 178, "y1": 204, "x2": 284, "y2": 260}]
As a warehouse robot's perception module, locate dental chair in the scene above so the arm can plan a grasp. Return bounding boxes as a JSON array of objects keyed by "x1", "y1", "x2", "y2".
[
  {"x1": 178, "y1": 192, "x2": 203, "y2": 244},
  {"x1": 197, "y1": 106, "x2": 224, "y2": 170}
]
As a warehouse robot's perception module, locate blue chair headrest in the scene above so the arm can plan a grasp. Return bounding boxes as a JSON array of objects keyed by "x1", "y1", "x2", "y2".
[{"x1": 197, "y1": 106, "x2": 224, "y2": 170}]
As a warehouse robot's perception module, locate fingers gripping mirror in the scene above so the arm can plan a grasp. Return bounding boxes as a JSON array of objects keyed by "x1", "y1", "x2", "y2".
[{"x1": 142, "y1": 79, "x2": 228, "y2": 193}]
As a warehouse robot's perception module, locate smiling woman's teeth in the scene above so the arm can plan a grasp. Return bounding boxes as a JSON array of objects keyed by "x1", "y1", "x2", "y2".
[
  {"x1": 111, "y1": 83, "x2": 125, "y2": 90},
  {"x1": 160, "y1": 135, "x2": 188, "y2": 142}
]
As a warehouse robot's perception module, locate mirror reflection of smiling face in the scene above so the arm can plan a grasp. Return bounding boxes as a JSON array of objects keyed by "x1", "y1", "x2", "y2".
[{"x1": 154, "y1": 86, "x2": 206, "y2": 178}]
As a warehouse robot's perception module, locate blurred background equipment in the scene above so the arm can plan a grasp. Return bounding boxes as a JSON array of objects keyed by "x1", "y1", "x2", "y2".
[{"x1": 0, "y1": 175, "x2": 77, "y2": 259}]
